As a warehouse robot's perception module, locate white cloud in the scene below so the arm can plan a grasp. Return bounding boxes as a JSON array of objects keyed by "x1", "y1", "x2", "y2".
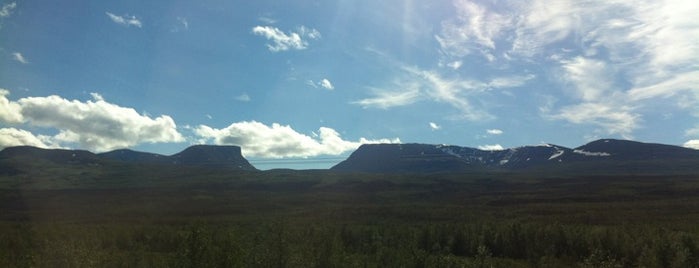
[
  {"x1": 354, "y1": 83, "x2": 421, "y2": 109},
  {"x1": 0, "y1": 89, "x2": 23, "y2": 123},
  {"x1": 251, "y1": 25, "x2": 320, "y2": 52},
  {"x1": 0, "y1": 128, "x2": 57, "y2": 149},
  {"x1": 447, "y1": 61, "x2": 463, "y2": 70},
  {"x1": 178, "y1": 17, "x2": 188, "y2": 30},
  {"x1": 3, "y1": 92, "x2": 184, "y2": 152},
  {"x1": 235, "y1": 93, "x2": 251, "y2": 102},
  {"x1": 684, "y1": 140, "x2": 699, "y2": 150},
  {"x1": 319, "y1": 79, "x2": 334, "y2": 90},
  {"x1": 194, "y1": 121, "x2": 399, "y2": 158},
  {"x1": 0, "y1": 2, "x2": 16, "y2": 18},
  {"x1": 357, "y1": 64, "x2": 532, "y2": 121},
  {"x1": 429, "y1": 122, "x2": 441, "y2": 130},
  {"x1": 11, "y1": 52, "x2": 28, "y2": 64},
  {"x1": 106, "y1": 12, "x2": 142, "y2": 28},
  {"x1": 258, "y1": 16, "x2": 277, "y2": 24},
  {"x1": 436, "y1": 0, "x2": 511, "y2": 58},
  {"x1": 171, "y1": 17, "x2": 189, "y2": 32},
  {"x1": 478, "y1": 144, "x2": 505, "y2": 151},
  {"x1": 561, "y1": 57, "x2": 614, "y2": 101},
  {"x1": 486, "y1": 129, "x2": 503, "y2": 135},
  {"x1": 627, "y1": 71, "x2": 699, "y2": 102},
  {"x1": 307, "y1": 79, "x2": 335, "y2": 90},
  {"x1": 550, "y1": 102, "x2": 639, "y2": 138},
  {"x1": 487, "y1": 74, "x2": 535, "y2": 89}
]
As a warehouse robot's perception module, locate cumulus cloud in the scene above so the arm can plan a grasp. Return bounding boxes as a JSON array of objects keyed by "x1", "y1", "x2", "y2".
[
  {"x1": 429, "y1": 122, "x2": 441, "y2": 130},
  {"x1": 478, "y1": 144, "x2": 505, "y2": 151},
  {"x1": 0, "y1": 128, "x2": 57, "y2": 149},
  {"x1": 252, "y1": 25, "x2": 321, "y2": 52},
  {"x1": 684, "y1": 140, "x2": 699, "y2": 150},
  {"x1": 106, "y1": 12, "x2": 142, "y2": 28},
  {"x1": 486, "y1": 129, "x2": 503, "y2": 135},
  {"x1": 194, "y1": 121, "x2": 399, "y2": 158},
  {"x1": 1, "y1": 90, "x2": 184, "y2": 151},
  {"x1": 11, "y1": 52, "x2": 28, "y2": 64},
  {"x1": 0, "y1": 89, "x2": 23, "y2": 123}
]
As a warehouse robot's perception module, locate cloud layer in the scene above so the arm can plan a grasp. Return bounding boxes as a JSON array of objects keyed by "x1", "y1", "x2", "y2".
[
  {"x1": 429, "y1": 0, "x2": 699, "y2": 139},
  {"x1": 0, "y1": 90, "x2": 183, "y2": 151},
  {"x1": 194, "y1": 121, "x2": 399, "y2": 158}
]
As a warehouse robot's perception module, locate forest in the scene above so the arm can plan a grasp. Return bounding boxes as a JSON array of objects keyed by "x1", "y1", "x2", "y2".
[{"x1": 2, "y1": 167, "x2": 699, "y2": 267}]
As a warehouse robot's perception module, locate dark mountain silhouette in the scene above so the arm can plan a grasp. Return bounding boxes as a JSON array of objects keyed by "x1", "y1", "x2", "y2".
[
  {"x1": 332, "y1": 139, "x2": 699, "y2": 173},
  {"x1": 0, "y1": 145, "x2": 257, "y2": 171},
  {"x1": 170, "y1": 145, "x2": 256, "y2": 170},
  {"x1": 0, "y1": 146, "x2": 102, "y2": 165},
  {"x1": 98, "y1": 149, "x2": 169, "y2": 164}
]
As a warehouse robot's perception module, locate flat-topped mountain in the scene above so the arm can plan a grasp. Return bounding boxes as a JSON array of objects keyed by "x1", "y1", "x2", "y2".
[{"x1": 331, "y1": 139, "x2": 699, "y2": 173}]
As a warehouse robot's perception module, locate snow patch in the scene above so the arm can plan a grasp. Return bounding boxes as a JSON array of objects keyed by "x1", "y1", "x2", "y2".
[
  {"x1": 548, "y1": 149, "x2": 565, "y2": 160},
  {"x1": 499, "y1": 159, "x2": 509, "y2": 165},
  {"x1": 573, "y1": 149, "x2": 611, "y2": 156}
]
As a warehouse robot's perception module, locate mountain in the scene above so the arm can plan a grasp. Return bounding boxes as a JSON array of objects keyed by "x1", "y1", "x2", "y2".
[
  {"x1": 331, "y1": 139, "x2": 699, "y2": 173},
  {"x1": 170, "y1": 145, "x2": 256, "y2": 170},
  {"x1": 0, "y1": 146, "x2": 102, "y2": 165},
  {"x1": 98, "y1": 149, "x2": 169, "y2": 164},
  {"x1": 0, "y1": 145, "x2": 257, "y2": 171}
]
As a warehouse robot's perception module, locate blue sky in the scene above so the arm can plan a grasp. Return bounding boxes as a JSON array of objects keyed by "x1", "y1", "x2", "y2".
[{"x1": 1, "y1": 0, "x2": 698, "y2": 169}]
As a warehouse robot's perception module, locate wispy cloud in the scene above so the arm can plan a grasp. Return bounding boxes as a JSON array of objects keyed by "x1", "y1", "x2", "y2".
[
  {"x1": 194, "y1": 121, "x2": 399, "y2": 158},
  {"x1": 106, "y1": 12, "x2": 142, "y2": 28},
  {"x1": 433, "y1": 0, "x2": 698, "y2": 137},
  {"x1": 252, "y1": 25, "x2": 321, "y2": 52},
  {"x1": 235, "y1": 93, "x2": 251, "y2": 102},
  {"x1": 171, "y1": 17, "x2": 188, "y2": 32},
  {"x1": 258, "y1": 16, "x2": 277, "y2": 24},
  {"x1": 486, "y1": 129, "x2": 503, "y2": 135},
  {"x1": 0, "y1": 2, "x2": 15, "y2": 18},
  {"x1": 11, "y1": 52, "x2": 28, "y2": 64},
  {"x1": 549, "y1": 102, "x2": 639, "y2": 139},
  {"x1": 355, "y1": 62, "x2": 533, "y2": 121},
  {"x1": 436, "y1": 0, "x2": 511, "y2": 59},
  {"x1": 0, "y1": 2, "x2": 16, "y2": 29}
]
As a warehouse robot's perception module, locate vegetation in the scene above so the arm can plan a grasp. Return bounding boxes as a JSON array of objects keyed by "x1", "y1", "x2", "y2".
[{"x1": 2, "y1": 165, "x2": 699, "y2": 267}]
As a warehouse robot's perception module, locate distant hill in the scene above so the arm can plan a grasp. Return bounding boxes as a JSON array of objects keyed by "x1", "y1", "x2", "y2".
[
  {"x1": 0, "y1": 145, "x2": 257, "y2": 172},
  {"x1": 331, "y1": 139, "x2": 699, "y2": 174}
]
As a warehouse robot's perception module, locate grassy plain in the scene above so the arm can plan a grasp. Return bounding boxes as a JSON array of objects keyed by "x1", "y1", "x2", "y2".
[{"x1": 1, "y1": 163, "x2": 699, "y2": 267}]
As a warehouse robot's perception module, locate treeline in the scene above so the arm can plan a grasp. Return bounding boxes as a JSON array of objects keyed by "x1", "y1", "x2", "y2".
[{"x1": 2, "y1": 221, "x2": 698, "y2": 267}]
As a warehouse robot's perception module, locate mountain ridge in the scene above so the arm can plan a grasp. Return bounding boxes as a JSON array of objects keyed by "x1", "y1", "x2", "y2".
[
  {"x1": 0, "y1": 144, "x2": 257, "y2": 171},
  {"x1": 331, "y1": 139, "x2": 699, "y2": 173}
]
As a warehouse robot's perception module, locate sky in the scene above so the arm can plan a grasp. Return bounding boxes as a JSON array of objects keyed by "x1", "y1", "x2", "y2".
[{"x1": 1, "y1": 0, "x2": 698, "y2": 169}]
